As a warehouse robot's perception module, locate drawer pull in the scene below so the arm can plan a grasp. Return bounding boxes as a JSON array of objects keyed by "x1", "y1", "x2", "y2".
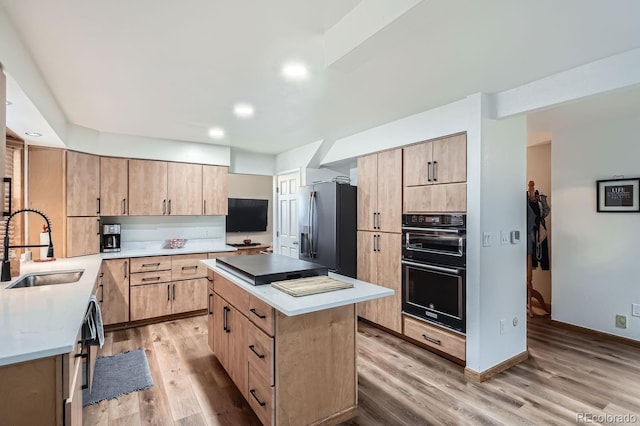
[
  {"x1": 142, "y1": 276, "x2": 161, "y2": 282},
  {"x1": 142, "y1": 262, "x2": 161, "y2": 267},
  {"x1": 249, "y1": 389, "x2": 266, "y2": 407},
  {"x1": 248, "y1": 344, "x2": 265, "y2": 359},
  {"x1": 422, "y1": 334, "x2": 442, "y2": 345},
  {"x1": 223, "y1": 306, "x2": 230, "y2": 333},
  {"x1": 182, "y1": 265, "x2": 198, "y2": 270},
  {"x1": 249, "y1": 308, "x2": 266, "y2": 319}
]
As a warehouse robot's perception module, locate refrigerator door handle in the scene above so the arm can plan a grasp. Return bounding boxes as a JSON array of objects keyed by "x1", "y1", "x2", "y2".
[{"x1": 310, "y1": 191, "x2": 316, "y2": 258}]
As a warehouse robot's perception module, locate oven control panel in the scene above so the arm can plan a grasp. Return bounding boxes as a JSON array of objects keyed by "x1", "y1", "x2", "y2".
[{"x1": 403, "y1": 214, "x2": 465, "y2": 228}]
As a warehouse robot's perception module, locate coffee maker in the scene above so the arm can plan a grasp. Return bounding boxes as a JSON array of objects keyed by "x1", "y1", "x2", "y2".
[{"x1": 101, "y1": 224, "x2": 121, "y2": 253}]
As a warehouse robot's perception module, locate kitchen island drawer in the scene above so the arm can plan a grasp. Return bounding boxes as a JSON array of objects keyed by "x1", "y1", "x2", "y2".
[
  {"x1": 130, "y1": 256, "x2": 171, "y2": 273},
  {"x1": 403, "y1": 315, "x2": 466, "y2": 361},
  {"x1": 247, "y1": 295, "x2": 275, "y2": 336},
  {"x1": 213, "y1": 272, "x2": 249, "y2": 313},
  {"x1": 130, "y1": 270, "x2": 172, "y2": 286},
  {"x1": 172, "y1": 254, "x2": 207, "y2": 280},
  {"x1": 247, "y1": 322, "x2": 274, "y2": 386},
  {"x1": 248, "y1": 363, "x2": 274, "y2": 426}
]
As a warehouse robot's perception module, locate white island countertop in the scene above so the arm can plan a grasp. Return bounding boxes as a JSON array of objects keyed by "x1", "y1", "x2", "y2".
[
  {"x1": 201, "y1": 258, "x2": 393, "y2": 316},
  {"x1": 0, "y1": 255, "x2": 103, "y2": 366}
]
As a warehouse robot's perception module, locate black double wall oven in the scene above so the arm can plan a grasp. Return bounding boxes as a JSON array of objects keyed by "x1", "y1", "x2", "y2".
[{"x1": 402, "y1": 214, "x2": 466, "y2": 333}]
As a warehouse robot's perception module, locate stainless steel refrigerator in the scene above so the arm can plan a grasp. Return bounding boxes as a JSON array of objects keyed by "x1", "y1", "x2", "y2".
[{"x1": 298, "y1": 181, "x2": 357, "y2": 278}]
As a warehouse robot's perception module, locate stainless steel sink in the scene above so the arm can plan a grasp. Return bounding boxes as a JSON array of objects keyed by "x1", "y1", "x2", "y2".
[{"x1": 7, "y1": 270, "x2": 84, "y2": 289}]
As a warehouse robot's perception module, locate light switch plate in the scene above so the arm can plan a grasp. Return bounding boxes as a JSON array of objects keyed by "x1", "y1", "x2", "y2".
[
  {"x1": 482, "y1": 232, "x2": 491, "y2": 247},
  {"x1": 510, "y1": 230, "x2": 520, "y2": 244},
  {"x1": 632, "y1": 304, "x2": 640, "y2": 317},
  {"x1": 500, "y1": 231, "x2": 509, "y2": 245},
  {"x1": 615, "y1": 314, "x2": 627, "y2": 329}
]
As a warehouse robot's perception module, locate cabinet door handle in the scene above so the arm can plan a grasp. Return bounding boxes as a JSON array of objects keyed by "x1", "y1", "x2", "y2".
[
  {"x1": 223, "y1": 306, "x2": 230, "y2": 332},
  {"x1": 203, "y1": 199, "x2": 207, "y2": 215},
  {"x1": 249, "y1": 308, "x2": 266, "y2": 319},
  {"x1": 167, "y1": 284, "x2": 171, "y2": 301},
  {"x1": 99, "y1": 284, "x2": 104, "y2": 303},
  {"x1": 372, "y1": 212, "x2": 376, "y2": 229},
  {"x1": 208, "y1": 293, "x2": 213, "y2": 315},
  {"x1": 168, "y1": 200, "x2": 172, "y2": 215},
  {"x1": 163, "y1": 200, "x2": 166, "y2": 215},
  {"x1": 124, "y1": 261, "x2": 128, "y2": 279},
  {"x1": 142, "y1": 262, "x2": 161, "y2": 267},
  {"x1": 173, "y1": 284, "x2": 176, "y2": 300},
  {"x1": 422, "y1": 334, "x2": 442, "y2": 345},
  {"x1": 249, "y1": 389, "x2": 266, "y2": 407},
  {"x1": 377, "y1": 212, "x2": 381, "y2": 230},
  {"x1": 433, "y1": 160, "x2": 438, "y2": 182},
  {"x1": 96, "y1": 198, "x2": 101, "y2": 215},
  {"x1": 427, "y1": 161, "x2": 432, "y2": 182},
  {"x1": 248, "y1": 344, "x2": 265, "y2": 359},
  {"x1": 182, "y1": 265, "x2": 198, "y2": 270},
  {"x1": 122, "y1": 198, "x2": 126, "y2": 215},
  {"x1": 96, "y1": 219, "x2": 100, "y2": 235},
  {"x1": 142, "y1": 276, "x2": 161, "y2": 282}
]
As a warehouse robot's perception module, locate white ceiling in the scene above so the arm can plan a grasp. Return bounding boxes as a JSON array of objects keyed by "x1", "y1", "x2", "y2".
[{"x1": 2, "y1": 0, "x2": 640, "y2": 154}]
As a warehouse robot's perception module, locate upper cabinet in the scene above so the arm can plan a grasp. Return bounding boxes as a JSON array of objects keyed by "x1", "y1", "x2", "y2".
[
  {"x1": 100, "y1": 157, "x2": 129, "y2": 216},
  {"x1": 403, "y1": 134, "x2": 466, "y2": 186},
  {"x1": 128, "y1": 159, "x2": 168, "y2": 216},
  {"x1": 167, "y1": 162, "x2": 203, "y2": 215},
  {"x1": 203, "y1": 165, "x2": 228, "y2": 215},
  {"x1": 403, "y1": 133, "x2": 467, "y2": 213},
  {"x1": 66, "y1": 151, "x2": 100, "y2": 216},
  {"x1": 357, "y1": 149, "x2": 402, "y2": 233}
]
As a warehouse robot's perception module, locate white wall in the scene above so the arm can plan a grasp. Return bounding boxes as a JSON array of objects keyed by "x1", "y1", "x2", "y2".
[
  {"x1": 466, "y1": 95, "x2": 528, "y2": 373},
  {"x1": 552, "y1": 115, "x2": 640, "y2": 340},
  {"x1": 527, "y1": 143, "x2": 552, "y2": 304},
  {"x1": 275, "y1": 140, "x2": 322, "y2": 174},
  {"x1": 230, "y1": 148, "x2": 276, "y2": 175},
  {"x1": 67, "y1": 125, "x2": 230, "y2": 166}
]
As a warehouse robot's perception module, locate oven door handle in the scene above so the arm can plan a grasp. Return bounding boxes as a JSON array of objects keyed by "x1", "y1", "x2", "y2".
[
  {"x1": 402, "y1": 227, "x2": 462, "y2": 234},
  {"x1": 401, "y1": 260, "x2": 461, "y2": 275}
]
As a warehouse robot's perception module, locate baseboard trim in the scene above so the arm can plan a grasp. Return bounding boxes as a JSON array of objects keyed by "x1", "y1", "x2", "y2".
[
  {"x1": 549, "y1": 319, "x2": 640, "y2": 348},
  {"x1": 464, "y1": 350, "x2": 529, "y2": 382}
]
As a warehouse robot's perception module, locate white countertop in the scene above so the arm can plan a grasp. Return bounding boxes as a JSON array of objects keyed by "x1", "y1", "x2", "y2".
[
  {"x1": 0, "y1": 255, "x2": 103, "y2": 366},
  {"x1": 100, "y1": 241, "x2": 238, "y2": 259},
  {"x1": 201, "y1": 258, "x2": 393, "y2": 316}
]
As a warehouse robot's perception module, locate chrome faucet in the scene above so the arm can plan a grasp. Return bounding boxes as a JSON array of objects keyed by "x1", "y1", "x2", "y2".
[{"x1": 1, "y1": 208, "x2": 54, "y2": 281}]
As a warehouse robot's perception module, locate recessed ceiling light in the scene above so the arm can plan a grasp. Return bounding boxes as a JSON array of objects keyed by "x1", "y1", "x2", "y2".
[
  {"x1": 25, "y1": 131, "x2": 42, "y2": 137},
  {"x1": 208, "y1": 127, "x2": 225, "y2": 139},
  {"x1": 233, "y1": 103, "x2": 255, "y2": 119},
  {"x1": 5, "y1": 100, "x2": 12, "y2": 106},
  {"x1": 282, "y1": 62, "x2": 308, "y2": 80}
]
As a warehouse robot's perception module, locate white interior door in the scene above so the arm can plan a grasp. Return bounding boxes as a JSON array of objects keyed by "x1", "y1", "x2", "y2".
[{"x1": 277, "y1": 172, "x2": 300, "y2": 258}]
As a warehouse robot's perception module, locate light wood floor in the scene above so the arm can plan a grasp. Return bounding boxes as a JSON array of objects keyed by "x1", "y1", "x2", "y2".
[{"x1": 85, "y1": 316, "x2": 640, "y2": 426}]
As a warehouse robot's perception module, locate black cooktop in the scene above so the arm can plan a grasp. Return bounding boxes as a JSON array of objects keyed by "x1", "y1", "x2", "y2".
[{"x1": 216, "y1": 254, "x2": 328, "y2": 286}]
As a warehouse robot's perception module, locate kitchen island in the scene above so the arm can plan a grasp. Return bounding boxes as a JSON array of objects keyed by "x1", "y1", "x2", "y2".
[{"x1": 201, "y1": 255, "x2": 393, "y2": 426}]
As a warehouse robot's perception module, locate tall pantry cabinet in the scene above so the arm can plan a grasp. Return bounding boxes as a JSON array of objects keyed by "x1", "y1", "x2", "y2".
[
  {"x1": 66, "y1": 151, "x2": 101, "y2": 257},
  {"x1": 356, "y1": 149, "x2": 403, "y2": 333}
]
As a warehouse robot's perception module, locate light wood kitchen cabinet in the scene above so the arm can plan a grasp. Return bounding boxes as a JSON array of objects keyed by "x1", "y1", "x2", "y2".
[
  {"x1": 168, "y1": 162, "x2": 203, "y2": 215},
  {"x1": 67, "y1": 217, "x2": 100, "y2": 257},
  {"x1": 403, "y1": 315, "x2": 466, "y2": 361},
  {"x1": 203, "y1": 165, "x2": 228, "y2": 215},
  {"x1": 357, "y1": 149, "x2": 402, "y2": 233},
  {"x1": 101, "y1": 258, "x2": 130, "y2": 325},
  {"x1": 128, "y1": 159, "x2": 168, "y2": 215},
  {"x1": 0, "y1": 329, "x2": 86, "y2": 426},
  {"x1": 100, "y1": 157, "x2": 129, "y2": 216},
  {"x1": 403, "y1": 133, "x2": 467, "y2": 213},
  {"x1": 357, "y1": 231, "x2": 402, "y2": 333},
  {"x1": 403, "y1": 133, "x2": 466, "y2": 186},
  {"x1": 211, "y1": 271, "x2": 357, "y2": 426},
  {"x1": 130, "y1": 282, "x2": 173, "y2": 320},
  {"x1": 171, "y1": 279, "x2": 208, "y2": 314},
  {"x1": 66, "y1": 151, "x2": 100, "y2": 217},
  {"x1": 213, "y1": 293, "x2": 249, "y2": 397}
]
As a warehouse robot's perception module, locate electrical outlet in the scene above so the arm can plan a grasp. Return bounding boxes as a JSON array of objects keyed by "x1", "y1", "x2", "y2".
[
  {"x1": 483, "y1": 232, "x2": 492, "y2": 247},
  {"x1": 615, "y1": 314, "x2": 628, "y2": 329},
  {"x1": 499, "y1": 319, "x2": 505, "y2": 334},
  {"x1": 500, "y1": 231, "x2": 509, "y2": 245},
  {"x1": 632, "y1": 304, "x2": 640, "y2": 317}
]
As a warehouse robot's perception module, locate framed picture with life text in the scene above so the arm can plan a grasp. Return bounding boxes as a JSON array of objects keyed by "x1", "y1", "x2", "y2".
[{"x1": 596, "y1": 178, "x2": 640, "y2": 212}]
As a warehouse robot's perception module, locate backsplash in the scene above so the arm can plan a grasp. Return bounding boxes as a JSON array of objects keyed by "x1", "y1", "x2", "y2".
[{"x1": 100, "y1": 216, "x2": 225, "y2": 249}]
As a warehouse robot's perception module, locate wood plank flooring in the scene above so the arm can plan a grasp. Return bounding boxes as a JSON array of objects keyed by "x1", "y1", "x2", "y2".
[{"x1": 84, "y1": 316, "x2": 640, "y2": 425}]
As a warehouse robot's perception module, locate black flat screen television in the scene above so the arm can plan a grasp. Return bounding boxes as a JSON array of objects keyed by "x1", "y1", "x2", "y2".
[{"x1": 226, "y1": 198, "x2": 268, "y2": 232}]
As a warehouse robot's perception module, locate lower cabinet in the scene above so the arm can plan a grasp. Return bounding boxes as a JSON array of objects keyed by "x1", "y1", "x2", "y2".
[
  {"x1": 101, "y1": 258, "x2": 130, "y2": 325},
  {"x1": 403, "y1": 315, "x2": 466, "y2": 361},
  {"x1": 130, "y1": 279, "x2": 208, "y2": 321},
  {"x1": 0, "y1": 328, "x2": 87, "y2": 425},
  {"x1": 211, "y1": 271, "x2": 357, "y2": 426}
]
